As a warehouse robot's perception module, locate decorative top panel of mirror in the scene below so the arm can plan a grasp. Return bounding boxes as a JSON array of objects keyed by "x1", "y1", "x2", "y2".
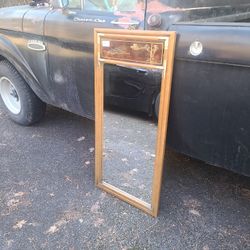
[{"x1": 100, "y1": 38, "x2": 167, "y2": 66}]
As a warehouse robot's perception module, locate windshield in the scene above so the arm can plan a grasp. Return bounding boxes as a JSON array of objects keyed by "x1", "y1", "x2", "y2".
[
  {"x1": 84, "y1": 0, "x2": 250, "y2": 23},
  {"x1": 147, "y1": 0, "x2": 250, "y2": 23},
  {"x1": 85, "y1": 0, "x2": 145, "y2": 12},
  {"x1": 150, "y1": 0, "x2": 250, "y2": 9}
]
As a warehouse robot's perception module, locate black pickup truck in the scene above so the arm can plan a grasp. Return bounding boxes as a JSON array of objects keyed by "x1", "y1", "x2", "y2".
[{"x1": 0, "y1": 0, "x2": 249, "y2": 176}]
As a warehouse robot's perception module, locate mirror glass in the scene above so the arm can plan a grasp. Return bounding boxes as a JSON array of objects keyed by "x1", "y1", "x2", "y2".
[{"x1": 103, "y1": 65, "x2": 161, "y2": 205}]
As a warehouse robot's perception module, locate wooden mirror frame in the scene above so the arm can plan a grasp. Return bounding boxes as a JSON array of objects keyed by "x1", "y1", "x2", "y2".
[{"x1": 94, "y1": 29, "x2": 176, "y2": 217}]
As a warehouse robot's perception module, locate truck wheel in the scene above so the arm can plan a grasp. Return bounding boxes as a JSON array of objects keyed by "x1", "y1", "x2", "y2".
[{"x1": 0, "y1": 60, "x2": 46, "y2": 126}]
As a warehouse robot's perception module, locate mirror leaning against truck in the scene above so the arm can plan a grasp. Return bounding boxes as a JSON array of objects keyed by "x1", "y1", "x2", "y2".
[{"x1": 0, "y1": 0, "x2": 249, "y2": 246}]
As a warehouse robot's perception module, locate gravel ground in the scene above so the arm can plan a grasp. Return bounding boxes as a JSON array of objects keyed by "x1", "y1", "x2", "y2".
[{"x1": 0, "y1": 105, "x2": 249, "y2": 250}]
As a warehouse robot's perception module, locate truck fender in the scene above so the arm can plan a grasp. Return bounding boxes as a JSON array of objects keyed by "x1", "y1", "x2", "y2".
[{"x1": 0, "y1": 35, "x2": 50, "y2": 103}]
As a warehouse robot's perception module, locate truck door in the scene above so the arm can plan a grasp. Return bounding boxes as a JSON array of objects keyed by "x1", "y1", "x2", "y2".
[
  {"x1": 21, "y1": 6, "x2": 52, "y2": 103},
  {"x1": 44, "y1": 0, "x2": 146, "y2": 119}
]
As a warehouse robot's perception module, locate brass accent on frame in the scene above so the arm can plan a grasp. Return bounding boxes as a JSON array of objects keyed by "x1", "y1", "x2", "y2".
[{"x1": 94, "y1": 29, "x2": 176, "y2": 217}]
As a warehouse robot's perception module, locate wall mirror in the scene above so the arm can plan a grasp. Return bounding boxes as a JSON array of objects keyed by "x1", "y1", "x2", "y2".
[{"x1": 94, "y1": 29, "x2": 176, "y2": 217}]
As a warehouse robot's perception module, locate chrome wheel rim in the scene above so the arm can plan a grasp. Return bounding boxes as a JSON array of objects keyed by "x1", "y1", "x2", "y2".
[{"x1": 0, "y1": 77, "x2": 21, "y2": 114}]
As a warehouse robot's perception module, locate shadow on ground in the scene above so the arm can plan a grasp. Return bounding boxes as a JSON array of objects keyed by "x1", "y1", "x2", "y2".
[{"x1": 0, "y1": 106, "x2": 249, "y2": 250}]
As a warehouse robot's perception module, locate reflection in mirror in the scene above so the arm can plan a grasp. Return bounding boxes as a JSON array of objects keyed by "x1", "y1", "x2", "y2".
[{"x1": 103, "y1": 85, "x2": 160, "y2": 204}]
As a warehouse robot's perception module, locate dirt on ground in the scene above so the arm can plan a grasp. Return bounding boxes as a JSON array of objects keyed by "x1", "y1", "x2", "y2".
[{"x1": 0, "y1": 106, "x2": 249, "y2": 249}]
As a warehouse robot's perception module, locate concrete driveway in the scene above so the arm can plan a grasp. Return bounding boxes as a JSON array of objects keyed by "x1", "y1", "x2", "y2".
[{"x1": 0, "y1": 105, "x2": 249, "y2": 250}]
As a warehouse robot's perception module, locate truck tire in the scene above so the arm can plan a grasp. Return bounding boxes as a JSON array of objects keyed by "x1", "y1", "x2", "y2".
[{"x1": 0, "y1": 60, "x2": 46, "y2": 126}]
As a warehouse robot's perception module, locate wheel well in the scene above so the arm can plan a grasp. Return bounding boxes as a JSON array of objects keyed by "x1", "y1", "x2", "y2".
[
  {"x1": 0, "y1": 55, "x2": 33, "y2": 95},
  {"x1": 0, "y1": 55, "x2": 49, "y2": 106},
  {"x1": 0, "y1": 55, "x2": 27, "y2": 83}
]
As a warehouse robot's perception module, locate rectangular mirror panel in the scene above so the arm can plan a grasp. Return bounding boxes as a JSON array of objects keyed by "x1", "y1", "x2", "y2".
[{"x1": 103, "y1": 104, "x2": 159, "y2": 205}]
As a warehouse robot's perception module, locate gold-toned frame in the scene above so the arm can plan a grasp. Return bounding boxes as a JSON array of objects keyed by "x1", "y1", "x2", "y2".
[{"x1": 94, "y1": 29, "x2": 176, "y2": 217}]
